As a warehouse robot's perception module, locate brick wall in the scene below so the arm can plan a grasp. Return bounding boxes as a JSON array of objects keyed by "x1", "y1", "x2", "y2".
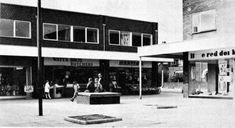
[{"x1": 183, "y1": 0, "x2": 235, "y2": 40}]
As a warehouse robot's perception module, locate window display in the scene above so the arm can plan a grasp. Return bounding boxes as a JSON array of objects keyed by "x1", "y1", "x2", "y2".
[{"x1": 0, "y1": 68, "x2": 26, "y2": 96}]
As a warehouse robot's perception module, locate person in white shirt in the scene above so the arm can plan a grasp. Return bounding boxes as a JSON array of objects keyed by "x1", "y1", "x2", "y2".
[{"x1": 44, "y1": 80, "x2": 51, "y2": 99}]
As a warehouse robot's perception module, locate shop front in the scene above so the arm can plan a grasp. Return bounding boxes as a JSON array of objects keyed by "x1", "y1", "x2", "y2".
[
  {"x1": 0, "y1": 56, "x2": 34, "y2": 98},
  {"x1": 188, "y1": 48, "x2": 235, "y2": 99},
  {"x1": 44, "y1": 58, "x2": 100, "y2": 98},
  {"x1": 109, "y1": 60, "x2": 157, "y2": 95}
]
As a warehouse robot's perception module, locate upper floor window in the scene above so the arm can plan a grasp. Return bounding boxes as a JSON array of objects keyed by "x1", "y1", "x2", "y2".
[
  {"x1": 109, "y1": 29, "x2": 152, "y2": 47},
  {"x1": 120, "y1": 31, "x2": 131, "y2": 46},
  {"x1": 43, "y1": 23, "x2": 99, "y2": 44},
  {"x1": 0, "y1": 18, "x2": 31, "y2": 38},
  {"x1": 192, "y1": 10, "x2": 216, "y2": 33},
  {"x1": 73, "y1": 26, "x2": 85, "y2": 42},
  {"x1": 58, "y1": 24, "x2": 71, "y2": 42},
  {"x1": 109, "y1": 30, "x2": 120, "y2": 45},
  {"x1": 43, "y1": 23, "x2": 57, "y2": 40},
  {"x1": 132, "y1": 33, "x2": 142, "y2": 47},
  {"x1": 143, "y1": 34, "x2": 152, "y2": 46},
  {"x1": 87, "y1": 28, "x2": 98, "y2": 43}
]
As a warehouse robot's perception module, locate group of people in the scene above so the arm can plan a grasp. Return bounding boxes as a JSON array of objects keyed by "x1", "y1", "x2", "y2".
[
  {"x1": 44, "y1": 73, "x2": 117, "y2": 101},
  {"x1": 70, "y1": 73, "x2": 104, "y2": 102}
]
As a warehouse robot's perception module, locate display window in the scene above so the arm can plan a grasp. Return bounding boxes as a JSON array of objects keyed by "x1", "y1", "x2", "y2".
[
  {"x1": 0, "y1": 67, "x2": 26, "y2": 96},
  {"x1": 189, "y1": 59, "x2": 234, "y2": 97},
  {"x1": 109, "y1": 67, "x2": 152, "y2": 94}
]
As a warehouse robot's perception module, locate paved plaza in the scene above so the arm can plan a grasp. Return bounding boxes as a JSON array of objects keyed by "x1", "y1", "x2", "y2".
[{"x1": 1, "y1": 92, "x2": 235, "y2": 127}]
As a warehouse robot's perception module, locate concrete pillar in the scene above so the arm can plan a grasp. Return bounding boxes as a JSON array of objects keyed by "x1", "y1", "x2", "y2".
[
  {"x1": 151, "y1": 62, "x2": 159, "y2": 87},
  {"x1": 100, "y1": 60, "x2": 109, "y2": 91},
  {"x1": 183, "y1": 52, "x2": 189, "y2": 98}
]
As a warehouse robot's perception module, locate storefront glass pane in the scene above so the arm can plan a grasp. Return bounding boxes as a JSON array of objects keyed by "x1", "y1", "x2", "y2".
[
  {"x1": 0, "y1": 67, "x2": 26, "y2": 96},
  {"x1": 190, "y1": 62, "x2": 208, "y2": 95}
]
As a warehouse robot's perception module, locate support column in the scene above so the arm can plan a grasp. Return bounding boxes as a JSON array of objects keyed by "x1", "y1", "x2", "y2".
[
  {"x1": 100, "y1": 60, "x2": 109, "y2": 91},
  {"x1": 183, "y1": 52, "x2": 189, "y2": 98},
  {"x1": 151, "y1": 62, "x2": 159, "y2": 87},
  {"x1": 139, "y1": 57, "x2": 142, "y2": 99}
]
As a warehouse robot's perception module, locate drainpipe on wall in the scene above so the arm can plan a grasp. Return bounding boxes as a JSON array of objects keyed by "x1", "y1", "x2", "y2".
[{"x1": 102, "y1": 16, "x2": 106, "y2": 51}]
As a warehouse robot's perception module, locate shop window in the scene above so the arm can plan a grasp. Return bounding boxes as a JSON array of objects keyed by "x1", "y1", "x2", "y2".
[
  {"x1": 192, "y1": 10, "x2": 216, "y2": 33},
  {"x1": 109, "y1": 30, "x2": 120, "y2": 45},
  {"x1": 73, "y1": 26, "x2": 85, "y2": 43},
  {"x1": 132, "y1": 33, "x2": 142, "y2": 47},
  {"x1": 120, "y1": 32, "x2": 131, "y2": 46},
  {"x1": 58, "y1": 25, "x2": 71, "y2": 42},
  {"x1": 87, "y1": 28, "x2": 98, "y2": 43},
  {"x1": 43, "y1": 23, "x2": 57, "y2": 40},
  {"x1": 15, "y1": 21, "x2": 31, "y2": 38},
  {"x1": 0, "y1": 19, "x2": 14, "y2": 37},
  {"x1": 143, "y1": 34, "x2": 152, "y2": 46}
]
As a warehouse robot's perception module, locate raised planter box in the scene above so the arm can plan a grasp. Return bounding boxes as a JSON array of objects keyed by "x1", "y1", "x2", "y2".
[{"x1": 76, "y1": 92, "x2": 121, "y2": 104}]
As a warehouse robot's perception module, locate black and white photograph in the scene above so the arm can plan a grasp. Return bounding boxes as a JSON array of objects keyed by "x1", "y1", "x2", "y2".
[{"x1": 0, "y1": 0, "x2": 235, "y2": 127}]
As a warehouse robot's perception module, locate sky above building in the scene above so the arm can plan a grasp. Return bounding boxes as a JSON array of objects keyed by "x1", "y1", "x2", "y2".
[{"x1": 0, "y1": 0, "x2": 183, "y2": 44}]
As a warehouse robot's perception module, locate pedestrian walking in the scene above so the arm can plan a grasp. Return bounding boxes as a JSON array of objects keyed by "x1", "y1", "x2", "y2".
[
  {"x1": 70, "y1": 81, "x2": 80, "y2": 102},
  {"x1": 44, "y1": 80, "x2": 52, "y2": 99}
]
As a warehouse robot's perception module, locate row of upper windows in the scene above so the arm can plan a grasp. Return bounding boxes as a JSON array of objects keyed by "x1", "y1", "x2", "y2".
[
  {"x1": 0, "y1": 18, "x2": 153, "y2": 47},
  {"x1": 0, "y1": 19, "x2": 31, "y2": 38},
  {"x1": 43, "y1": 23, "x2": 152, "y2": 46}
]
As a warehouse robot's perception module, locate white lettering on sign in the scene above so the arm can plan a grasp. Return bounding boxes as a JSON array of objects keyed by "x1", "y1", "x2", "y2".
[
  {"x1": 44, "y1": 58, "x2": 99, "y2": 67},
  {"x1": 110, "y1": 60, "x2": 152, "y2": 68},
  {"x1": 189, "y1": 48, "x2": 235, "y2": 61}
]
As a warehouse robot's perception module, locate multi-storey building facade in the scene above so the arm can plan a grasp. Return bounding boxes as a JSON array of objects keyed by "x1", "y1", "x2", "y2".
[
  {"x1": 0, "y1": 3, "x2": 171, "y2": 98},
  {"x1": 139, "y1": 0, "x2": 235, "y2": 99}
]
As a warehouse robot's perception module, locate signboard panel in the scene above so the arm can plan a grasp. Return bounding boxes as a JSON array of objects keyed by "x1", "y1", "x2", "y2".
[
  {"x1": 110, "y1": 60, "x2": 152, "y2": 68},
  {"x1": 44, "y1": 58, "x2": 99, "y2": 67},
  {"x1": 189, "y1": 47, "x2": 235, "y2": 61}
]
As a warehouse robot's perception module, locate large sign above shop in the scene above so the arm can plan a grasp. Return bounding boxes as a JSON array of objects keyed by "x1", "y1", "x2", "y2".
[
  {"x1": 44, "y1": 58, "x2": 99, "y2": 67},
  {"x1": 110, "y1": 60, "x2": 152, "y2": 68},
  {"x1": 189, "y1": 47, "x2": 235, "y2": 61}
]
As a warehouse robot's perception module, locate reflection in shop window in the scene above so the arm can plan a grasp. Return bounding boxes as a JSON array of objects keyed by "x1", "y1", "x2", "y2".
[
  {"x1": 58, "y1": 25, "x2": 71, "y2": 41},
  {"x1": 0, "y1": 19, "x2": 14, "y2": 37},
  {"x1": 87, "y1": 28, "x2": 98, "y2": 43},
  {"x1": 132, "y1": 33, "x2": 142, "y2": 47},
  {"x1": 190, "y1": 62, "x2": 208, "y2": 95},
  {"x1": 43, "y1": 23, "x2": 57, "y2": 40},
  {"x1": 73, "y1": 26, "x2": 85, "y2": 42},
  {"x1": 15, "y1": 21, "x2": 31, "y2": 38}
]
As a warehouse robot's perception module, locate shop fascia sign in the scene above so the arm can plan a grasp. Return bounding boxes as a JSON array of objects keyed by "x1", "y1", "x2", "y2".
[
  {"x1": 110, "y1": 60, "x2": 152, "y2": 68},
  {"x1": 44, "y1": 58, "x2": 99, "y2": 67},
  {"x1": 189, "y1": 47, "x2": 235, "y2": 61}
]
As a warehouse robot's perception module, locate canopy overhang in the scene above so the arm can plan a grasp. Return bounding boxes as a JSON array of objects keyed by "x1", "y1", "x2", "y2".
[{"x1": 138, "y1": 36, "x2": 235, "y2": 58}]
